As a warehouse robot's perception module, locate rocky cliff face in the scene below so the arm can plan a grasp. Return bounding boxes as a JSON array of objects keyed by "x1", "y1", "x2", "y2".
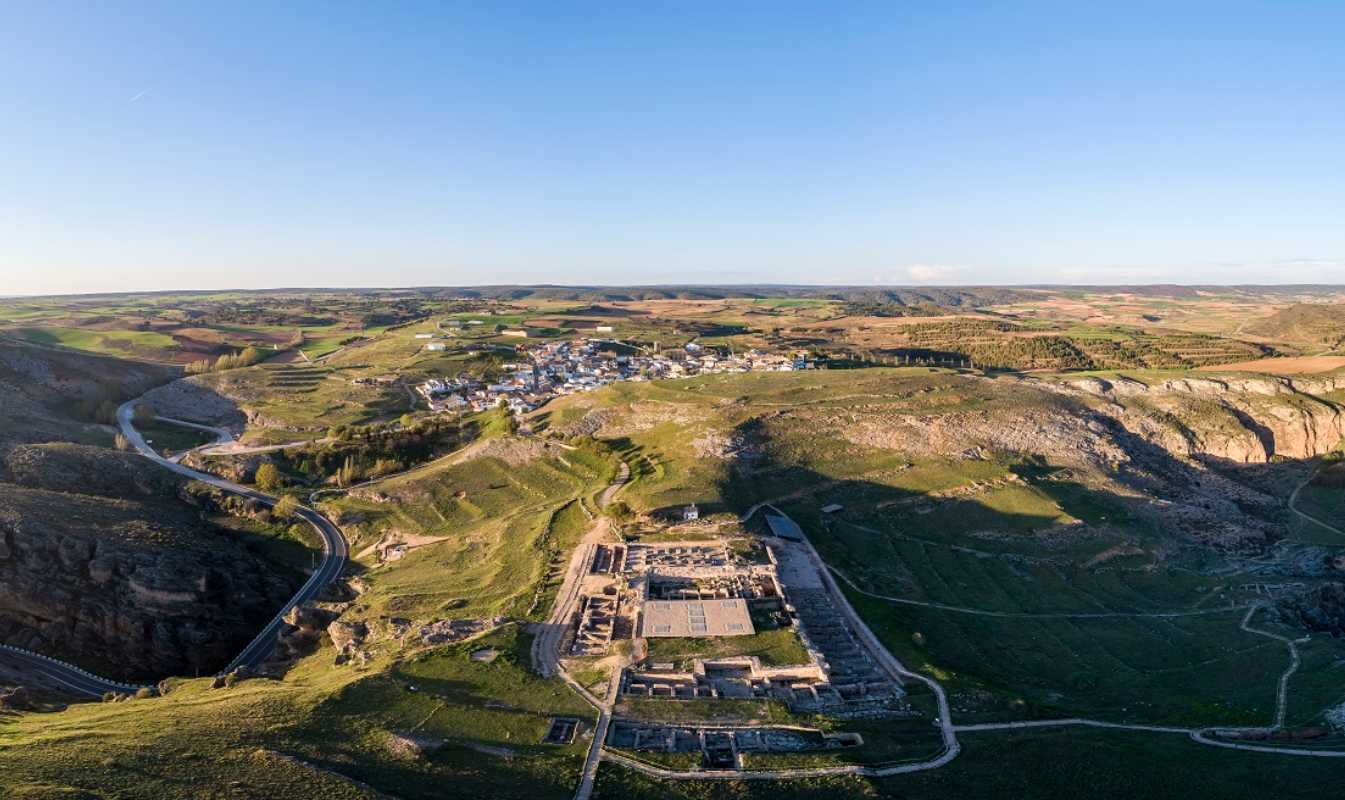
[
  {"x1": 0, "y1": 445, "x2": 295, "y2": 681},
  {"x1": 138, "y1": 375, "x2": 247, "y2": 432},
  {"x1": 819, "y1": 371, "x2": 1343, "y2": 554},
  {"x1": 1061, "y1": 374, "x2": 1345, "y2": 464},
  {"x1": 1277, "y1": 582, "x2": 1345, "y2": 637}
]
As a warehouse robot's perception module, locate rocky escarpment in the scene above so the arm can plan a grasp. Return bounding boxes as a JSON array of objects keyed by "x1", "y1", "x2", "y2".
[
  {"x1": 818, "y1": 372, "x2": 1337, "y2": 553},
  {"x1": 1277, "y1": 583, "x2": 1345, "y2": 637},
  {"x1": 1060, "y1": 374, "x2": 1345, "y2": 464},
  {"x1": 0, "y1": 340, "x2": 174, "y2": 452},
  {"x1": 0, "y1": 445, "x2": 296, "y2": 682},
  {"x1": 137, "y1": 375, "x2": 248, "y2": 432}
]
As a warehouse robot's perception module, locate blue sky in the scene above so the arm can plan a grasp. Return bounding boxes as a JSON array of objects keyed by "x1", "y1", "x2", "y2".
[{"x1": 2, "y1": 1, "x2": 1343, "y2": 294}]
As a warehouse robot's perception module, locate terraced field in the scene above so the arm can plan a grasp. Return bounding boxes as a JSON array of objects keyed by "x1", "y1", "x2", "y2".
[{"x1": 265, "y1": 364, "x2": 330, "y2": 394}]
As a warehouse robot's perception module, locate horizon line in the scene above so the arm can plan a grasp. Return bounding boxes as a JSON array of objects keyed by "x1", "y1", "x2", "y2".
[{"x1": 4, "y1": 281, "x2": 1345, "y2": 302}]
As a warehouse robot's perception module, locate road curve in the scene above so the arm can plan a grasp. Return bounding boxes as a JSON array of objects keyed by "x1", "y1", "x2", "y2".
[
  {"x1": 116, "y1": 401, "x2": 350, "y2": 676},
  {"x1": 0, "y1": 400, "x2": 349, "y2": 697},
  {"x1": 0, "y1": 644, "x2": 149, "y2": 697},
  {"x1": 1289, "y1": 470, "x2": 1345, "y2": 539}
]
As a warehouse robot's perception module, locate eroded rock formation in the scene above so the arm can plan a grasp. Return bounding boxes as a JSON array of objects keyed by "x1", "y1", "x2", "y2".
[{"x1": 0, "y1": 445, "x2": 295, "y2": 681}]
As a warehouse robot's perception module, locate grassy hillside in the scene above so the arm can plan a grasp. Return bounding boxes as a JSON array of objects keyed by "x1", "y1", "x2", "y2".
[
  {"x1": 6, "y1": 355, "x2": 1345, "y2": 797},
  {"x1": 1248, "y1": 303, "x2": 1345, "y2": 351},
  {"x1": 0, "y1": 628, "x2": 593, "y2": 800},
  {"x1": 539, "y1": 368, "x2": 1345, "y2": 727},
  {"x1": 325, "y1": 437, "x2": 612, "y2": 623}
]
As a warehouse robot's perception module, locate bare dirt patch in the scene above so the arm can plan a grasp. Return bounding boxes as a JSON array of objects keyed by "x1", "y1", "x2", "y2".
[
  {"x1": 1199, "y1": 355, "x2": 1345, "y2": 375},
  {"x1": 594, "y1": 401, "x2": 708, "y2": 437},
  {"x1": 455, "y1": 436, "x2": 558, "y2": 466},
  {"x1": 355, "y1": 529, "x2": 450, "y2": 562}
]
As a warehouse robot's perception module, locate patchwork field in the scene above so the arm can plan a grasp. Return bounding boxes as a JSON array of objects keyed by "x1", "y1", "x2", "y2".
[
  {"x1": 1198, "y1": 355, "x2": 1345, "y2": 375},
  {"x1": 5, "y1": 288, "x2": 1345, "y2": 799}
]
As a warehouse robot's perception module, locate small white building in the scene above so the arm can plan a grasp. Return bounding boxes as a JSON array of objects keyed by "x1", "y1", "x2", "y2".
[
  {"x1": 596, "y1": 325, "x2": 615, "y2": 333},
  {"x1": 415, "y1": 333, "x2": 434, "y2": 339},
  {"x1": 682, "y1": 503, "x2": 699, "y2": 522}
]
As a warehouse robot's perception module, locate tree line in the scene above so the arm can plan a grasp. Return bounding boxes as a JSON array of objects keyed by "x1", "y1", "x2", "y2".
[{"x1": 185, "y1": 346, "x2": 269, "y2": 375}]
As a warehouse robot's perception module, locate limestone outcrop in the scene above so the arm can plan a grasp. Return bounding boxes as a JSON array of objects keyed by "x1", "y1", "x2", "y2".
[{"x1": 1060, "y1": 374, "x2": 1345, "y2": 463}]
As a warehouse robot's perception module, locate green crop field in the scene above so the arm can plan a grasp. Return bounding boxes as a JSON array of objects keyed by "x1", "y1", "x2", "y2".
[{"x1": 11, "y1": 325, "x2": 179, "y2": 360}]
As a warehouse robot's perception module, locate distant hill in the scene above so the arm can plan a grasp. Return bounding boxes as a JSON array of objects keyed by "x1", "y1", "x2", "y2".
[
  {"x1": 416, "y1": 284, "x2": 1045, "y2": 307},
  {"x1": 1247, "y1": 303, "x2": 1345, "y2": 351},
  {"x1": 1029, "y1": 284, "x2": 1345, "y2": 299}
]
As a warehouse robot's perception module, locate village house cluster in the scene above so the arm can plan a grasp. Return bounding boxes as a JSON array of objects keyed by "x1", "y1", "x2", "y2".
[{"x1": 416, "y1": 337, "x2": 811, "y2": 415}]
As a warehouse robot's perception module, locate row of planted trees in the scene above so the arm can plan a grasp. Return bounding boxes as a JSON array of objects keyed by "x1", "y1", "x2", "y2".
[{"x1": 185, "y1": 345, "x2": 269, "y2": 376}]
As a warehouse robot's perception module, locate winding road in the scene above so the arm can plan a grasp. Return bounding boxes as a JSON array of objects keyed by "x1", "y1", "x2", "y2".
[
  {"x1": 0, "y1": 398, "x2": 349, "y2": 697},
  {"x1": 3, "y1": 386, "x2": 1342, "y2": 784},
  {"x1": 1289, "y1": 471, "x2": 1345, "y2": 539}
]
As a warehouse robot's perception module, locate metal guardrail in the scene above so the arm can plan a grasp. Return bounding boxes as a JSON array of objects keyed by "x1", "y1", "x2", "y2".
[{"x1": 0, "y1": 643, "x2": 151, "y2": 693}]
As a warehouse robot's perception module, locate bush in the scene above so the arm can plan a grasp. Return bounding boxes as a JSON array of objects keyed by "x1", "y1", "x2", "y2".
[
  {"x1": 132, "y1": 404, "x2": 156, "y2": 426},
  {"x1": 336, "y1": 456, "x2": 362, "y2": 488},
  {"x1": 272, "y1": 494, "x2": 299, "y2": 520},
  {"x1": 254, "y1": 462, "x2": 282, "y2": 492}
]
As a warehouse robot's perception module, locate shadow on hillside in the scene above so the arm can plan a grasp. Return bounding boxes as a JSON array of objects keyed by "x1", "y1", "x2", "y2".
[
  {"x1": 692, "y1": 413, "x2": 1345, "y2": 723},
  {"x1": 288, "y1": 641, "x2": 580, "y2": 800},
  {"x1": 140, "y1": 373, "x2": 248, "y2": 432},
  {"x1": 710, "y1": 408, "x2": 1327, "y2": 599}
]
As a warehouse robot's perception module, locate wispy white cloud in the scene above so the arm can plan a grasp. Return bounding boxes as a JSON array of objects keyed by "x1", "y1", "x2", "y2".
[
  {"x1": 129, "y1": 90, "x2": 148, "y2": 103},
  {"x1": 869, "y1": 264, "x2": 973, "y2": 285}
]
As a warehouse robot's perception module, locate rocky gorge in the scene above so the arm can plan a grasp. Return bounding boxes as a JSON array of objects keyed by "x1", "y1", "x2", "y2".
[{"x1": 0, "y1": 444, "x2": 296, "y2": 682}]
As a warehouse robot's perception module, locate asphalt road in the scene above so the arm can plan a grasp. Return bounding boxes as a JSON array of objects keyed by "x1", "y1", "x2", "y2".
[
  {"x1": 0, "y1": 401, "x2": 349, "y2": 697},
  {"x1": 0, "y1": 644, "x2": 148, "y2": 697},
  {"x1": 117, "y1": 402, "x2": 350, "y2": 675}
]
